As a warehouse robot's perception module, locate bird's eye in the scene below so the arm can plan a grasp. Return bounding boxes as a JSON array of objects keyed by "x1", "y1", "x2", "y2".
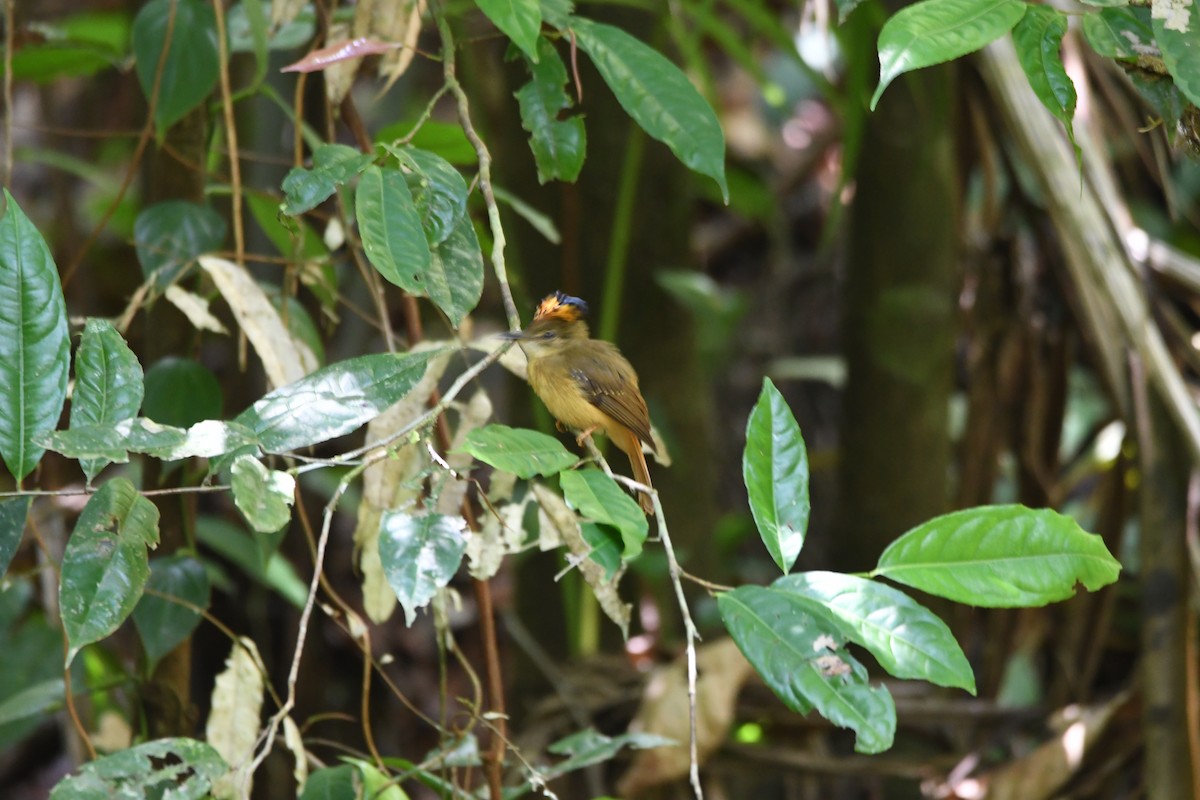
[{"x1": 541, "y1": 331, "x2": 555, "y2": 340}]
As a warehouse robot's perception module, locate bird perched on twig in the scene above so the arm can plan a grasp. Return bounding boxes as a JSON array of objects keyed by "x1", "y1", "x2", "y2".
[{"x1": 501, "y1": 292, "x2": 657, "y2": 515}]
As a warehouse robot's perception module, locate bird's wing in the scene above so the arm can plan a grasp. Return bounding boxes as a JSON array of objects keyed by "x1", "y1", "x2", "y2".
[{"x1": 570, "y1": 348, "x2": 654, "y2": 449}]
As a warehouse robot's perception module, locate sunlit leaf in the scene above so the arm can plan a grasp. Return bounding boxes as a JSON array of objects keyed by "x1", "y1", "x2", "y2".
[
  {"x1": 743, "y1": 378, "x2": 809, "y2": 573},
  {"x1": 231, "y1": 454, "x2": 296, "y2": 533},
  {"x1": 460, "y1": 424, "x2": 577, "y2": 478},
  {"x1": 49, "y1": 738, "x2": 227, "y2": 800},
  {"x1": 379, "y1": 511, "x2": 468, "y2": 626}
]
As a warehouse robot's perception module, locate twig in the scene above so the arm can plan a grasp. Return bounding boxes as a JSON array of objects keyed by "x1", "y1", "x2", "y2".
[
  {"x1": 0, "y1": 484, "x2": 230, "y2": 499},
  {"x1": 433, "y1": 7, "x2": 520, "y2": 332},
  {"x1": 211, "y1": 0, "x2": 244, "y2": 266},
  {"x1": 3, "y1": 0, "x2": 14, "y2": 186}
]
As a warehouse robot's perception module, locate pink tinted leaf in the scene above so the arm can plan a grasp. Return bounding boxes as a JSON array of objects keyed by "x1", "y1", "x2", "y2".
[{"x1": 281, "y1": 37, "x2": 402, "y2": 73}]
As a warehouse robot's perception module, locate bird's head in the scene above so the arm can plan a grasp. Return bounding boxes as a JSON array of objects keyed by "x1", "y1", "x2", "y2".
[{"x1": 499, "y1": 291, "x2": 591, "y2": 357}]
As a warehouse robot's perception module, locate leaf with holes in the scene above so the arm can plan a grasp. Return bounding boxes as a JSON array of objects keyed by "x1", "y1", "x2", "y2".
[
  {"x1": 515, "y1": 37, "x2": 586, "y2": 183},
  {"x1": 50, "y1": 737, "x2": 227, "y2": 800}
]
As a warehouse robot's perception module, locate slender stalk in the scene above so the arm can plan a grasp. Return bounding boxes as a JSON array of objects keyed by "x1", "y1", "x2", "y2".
[{"x1": 597, "y1": 125, "x2": 645, "y2": 342}]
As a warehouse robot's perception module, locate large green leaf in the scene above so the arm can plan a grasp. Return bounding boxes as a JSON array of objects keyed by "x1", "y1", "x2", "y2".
[
  {"x1": 134, "y1": 201, "x2": 226, "y2": 288},
  {"x1": 59, "y1": 479, "x2": 160, "y2": 665},
  {"x1": 356, "y1": 165, "x2": 433, "y2": 293},
  {"x1": 570, "y1": 18, "x2": 728, "y2": 201},
  {"x1": 1154, "y1": 1, "x2": 1200, "y2": 108},
  {"x1": 1012, "y1": 6, "x2": 1076, "y2": 147},
  {"x1": 69, "y1": 319, "x2": 144, "y2": 483},
  {"x1": 718, "y1": 586, "x2": 896, "y2": 753},
  {"x1": 379, "y1": 511, "x2": 468, "y2": 626},
  {"x1": 0, "y1": 190, "x2": 70, "y2": 483},
  {"x1": 131, "y1": 0, "x2": 221, "y2": 135},
  {"x1": 281, "y1": 144, "x2": 374, "y2": 216},
  {"x1": 560, "y1": 468, "x2": 648, "y2": 559},
  {"x1": 459, "y1": 424, "x2": 578, "y2": 478},
  {"x1": 231, "y1": 454, "x2": 296, "y2": 533},
  {"x1": 42, "y1": 418, "x2": 256, "y2": 464},
  {"x1": 873, "y1": 505, "x2": 1121, "y2": 607},
  {"x1": 0, "y1": 497, "x2": 31, "y2": 577},
  {"x1": 743, "y1": 378, "x2": 809, "y2": 574},
  {"x1": 424, "y1": 214, "x2": 484, "y2": 328},
  {"x1": 234, "y1": 351, "x2": 436, "y2": 454},
  {"x1": 515, "y1": 37, "x2": 586, "y2": 183},
  {"x1": 195, "y1": 516, "x2": 306, "y2": 608},
  {"x1": 872, "y1": 0, "x2": 1026, "y2": 110},
  {"x1": 132, "y1": 554, "x2": 210, "y2": 669},
  {"x1": 299, "y1": 765, "x2": 359, "y2": 800},
  {"x1": 774, "y1": 571, "x2": 975, "y2": 692},
  {"x1": 49, "y1": 737, "x2": 227, "y2": 800},
  {"x1": 476, "y1": 0, "x2": 542, "y2": 62}
]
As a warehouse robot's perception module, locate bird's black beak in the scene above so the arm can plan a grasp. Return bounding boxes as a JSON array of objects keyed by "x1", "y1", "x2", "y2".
[{"x1": 498, "y1": 330, "x2": 529, "y2": 341}]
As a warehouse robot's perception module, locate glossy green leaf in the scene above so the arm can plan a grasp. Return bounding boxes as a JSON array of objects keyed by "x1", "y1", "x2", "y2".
[
  {"x1": 560, "y1": 468, "x2": 648, "y2": 559},
  {"x1": 59, "y1": 479, "x2": 160, "y2": 665},
  {"x1": 873, "y1": 505, "x2": 1121, "y2": 607},
  {"x1": 132, "y1": 0, "x2": 221, "y2": 135},
  {"x1": 476, "y1": 0, "x2": 542, "y2": 62},
  {"x1": 134, "y1": 201, "x2": 226, "y2": 287},
  {"x1": 70, "y1": 319, "x2": 144, "y2": 483},
  {"x1": 231, "y1": 454, "x2": 296, "y2": 533},
  {"x1": 424, "y1": 214, "x2": 484, "y2": 327},
  {"x1": 379, "y1": 511, "x2": 468, "y2": 626},
  {"x1": 743, "y1": 378, "x2": 809, "y2": 573},
  {"x1": 459, "y1": 424, "x2": 578, "y2": 478},
  {"x1": 49, "y1": 737, "x2": 227, "y2": 800},
  {"x1": 774, "y1": 571, "x2": 975, "y2": 693},
  {"x1": 132, "y1": 554, "x2": 210, "y2": 669},
  {"x1": 872, "y1": 0, "x2": 1026, "y2": 110},
  {"x1": 356, "y1": 165, "x2": 432, "y2": 293},
  {"x1": 282, "y1": 144, "x2": 374, "y2": 216},
  {"x1": 571, "y1": 18, "x2": 728, "y2": 201},
  {"x1": 580, "y1": 522, "x2": 622, "y2": 579},
  {"x1": 1081, "y1": 7, "x2": 1153, "y2": 60},
  {"x1": 387, "y1": 146, "x2": 469, "y2": 246},
  {"x1": 143, "y1": 356, "x2": 223, "y2": 428},
  {"x1": 234, "y1": 351, "x2": 436, "y2": 453},
  {"x1": 1013, "y1": 6, "x2": 1076, "y2": 146},
  {"x1": 515, "y1": 37, "x2": 586, "y2": 183},
  {"x1": 1154, "y1": 1, "x2": 1200, "y2": 108},
  {"x1": 719, "y1": 586, "x2": 896, "y2": 753},
  {"x1": 0, "y1": 190, "x2": 70, "y2": 483},
  {"x1": 0, "y1": 497, "x2": 31, "y2": 577}
]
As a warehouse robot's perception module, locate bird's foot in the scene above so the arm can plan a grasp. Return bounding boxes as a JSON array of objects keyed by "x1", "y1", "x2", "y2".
[
  {"x1": 575, "y1": 426, "x2": 599, "y2": 447},
  {"x1": 555, "y1": 420, "x2": 567, "y2": 433}
]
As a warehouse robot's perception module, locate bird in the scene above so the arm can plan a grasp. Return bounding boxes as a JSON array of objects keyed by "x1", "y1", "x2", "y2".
[{"x1": 501, "y1": 291, "x2": 657, "y2": 515}]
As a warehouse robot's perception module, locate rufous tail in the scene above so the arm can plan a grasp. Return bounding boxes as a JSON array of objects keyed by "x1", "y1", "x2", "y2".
[{"x1": 623, "y1": 430, "x2": 655, "y2": 516}]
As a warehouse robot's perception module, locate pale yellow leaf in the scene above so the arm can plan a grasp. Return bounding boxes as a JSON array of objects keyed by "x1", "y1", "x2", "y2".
[
  {"x1": 283, "y1": 716, "x2": 309, "y2": 794},
  {"x1": 165, "y1": 285, "x2": 229, "y2": 334},
  {"x1": 207, "y1": 637, "x2": 266, "y2": 799}
]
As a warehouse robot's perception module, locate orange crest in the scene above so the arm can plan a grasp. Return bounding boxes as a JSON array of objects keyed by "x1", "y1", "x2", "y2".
[{"x1": 532, "y1": 291, "x2": 589, "y2": 323}]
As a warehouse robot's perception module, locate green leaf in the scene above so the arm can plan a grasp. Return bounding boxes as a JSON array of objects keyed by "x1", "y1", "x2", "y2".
[
  {"x1": 282, "y1": 144, "x2": 374, "y2": 216},
  {"x1": 515, "y1": 37, "x2": 586, "y2": 183},
  {"x1": 560, "y1": 468, "x2": 648, "y2": 559},
  {"x1": 387, "y1": 146, "x2": 469, "y2": 247},
  {"x1": 0, "y1": 497, "x2": 30, "y2": 577},
  {"x1": 234, "y1": 351, "x2": 436, "y2": 454},
  {"x1": 743, "y1": 378, "x2": 809, "y2": 574},
  {"x1": 231, "y1": 454, "x2": 296, "y2": 533},
  {"x1": 424, "y1": 214, "x2": 484, "y2": 327},
  {"x1": 1012, "y1": 5, "x2": 1076, "y2": 148},
  {"x1": 871, "y1": 0, "x2": 1026, "y2": 110},
  {"x1": 356, "y1": 165, "x2": 433, "y2": 294},
  {"x1": 40, "y1": 417, "x2": 248, "y2": 464},
  {"x1": 196, "y1": 517, "x2": 306, "y2": 608},
  {"x1": 0, "y1": 190, "x2": 70, "y2": 483},
  {"x1": 570, "y1": 18, "x2": 728, "y2": 201},
  {"x1": 1154, "y1": 0, "x2": 1200, "y2": 108},
  {"x1": 49, "y1": 737, "x2": 227, "y2": 800},
  {"x1": 143, "y1": 356, "x2": 223, "y2": 428},
  {"x1": 232, "y1": 0, "x2": 269, "y2": 87},
  {"x1": 873, "y1": 505, "x2": 1122, "y2": 607},
  {"x1": 134, "y1": 201, "x2": 227, "y2": 288},
  {"x1": 580, "y1": 522, "x2": 622, "y2": 578},
  {"x1": 773, "y1": 571, "x2": 975, "y2": 693},
  {"x1": 1081, "y1": 7, "x2": 1153, "y2": 60},
  {"x1": 834, "y1": 0, "x2": 867, "y2": 22},
  {"x1": 59, "y1": 479, "x2": 161, "y2": 665},
  {"x1": 246, "y1": 191, "x2": 328, "y2": 261},
  {"x1": 0, "y1": 678, "x2": 65, "y2": 728},
  {"x1": 228, "y1": 2, "x2": 315, "y2": 53},
  {"x1": 379, "y1": 511, "x2": 468, "y2": 626},
  {"x1": 132, "y1": 0, "x2": 221, "y2": 135},
  {"x1": 459, "y1": 424, "x2": 578, "y2": 478},
  {"x1": 529, "y1": 728, "x2": 674, "y2": 786},
  {"x1": 476, "y1": 0, "x2": 542, "y2": 62},
  {"x1": 378, "y1": 120, "x2": 476, "y2": 166},
  {"x1": 132, "y1": 554, "x2": 210, "y2": 669},
  {"x1": 69, "y1": 319, "x2": 145, "y2": 483},
  {"x1": 718, "y1": 586, "x2": 896, "y2": 753},
  {"x1": 299, "y1": 765, "x2": 360, "y2": 800}
]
